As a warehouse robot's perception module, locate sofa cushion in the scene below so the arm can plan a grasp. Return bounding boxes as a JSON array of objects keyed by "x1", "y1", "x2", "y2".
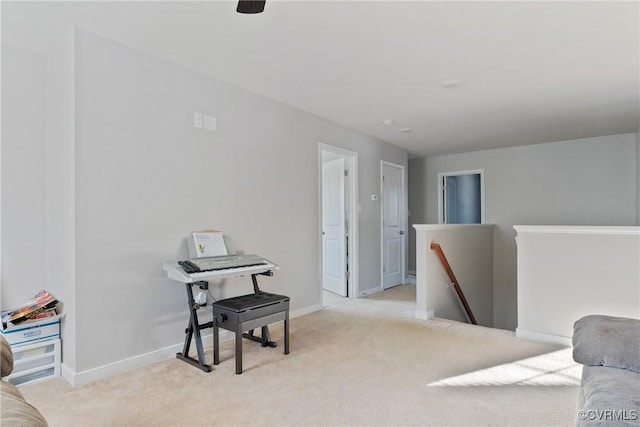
[
  {"x1": 1, "y1": 335, "x2": 14, "y2": 377},
  {"x1": 575, "y1": 365, "x2": 640, "y2": 426},
  {"x1": 573, "y1": 315, "x2": 640, "y2": 373},
  {"x1": 1, "y1": 381, "x2": 48, "y2": 427}
]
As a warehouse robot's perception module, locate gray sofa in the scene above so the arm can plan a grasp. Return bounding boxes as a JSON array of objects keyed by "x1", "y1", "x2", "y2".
[
  {"x1": 572, "y1": 315, "x2": 640, "y2": 426},
  {"x1": 1, "y1": 335, "x2": 48, "y2": 427}
]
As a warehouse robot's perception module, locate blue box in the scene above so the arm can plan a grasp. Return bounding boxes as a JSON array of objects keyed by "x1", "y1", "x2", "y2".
[{"x1": 1, "y1": 315, "x2": 61, "y2": 346}]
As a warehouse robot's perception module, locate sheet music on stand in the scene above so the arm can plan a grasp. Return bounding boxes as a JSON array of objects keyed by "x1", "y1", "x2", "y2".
[{"x1": 189, "y1": 230, "x2": 227, "y2": 258}]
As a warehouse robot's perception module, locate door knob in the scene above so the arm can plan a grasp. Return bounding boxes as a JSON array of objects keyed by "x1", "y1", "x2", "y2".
[{"x1": 399, "y1": 230, "x2": 405, "y2": 235}]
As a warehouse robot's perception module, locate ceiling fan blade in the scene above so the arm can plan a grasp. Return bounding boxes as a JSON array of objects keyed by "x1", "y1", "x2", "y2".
[{"x1": 237, "y1": 1, "x2": 266, "y2": 14}]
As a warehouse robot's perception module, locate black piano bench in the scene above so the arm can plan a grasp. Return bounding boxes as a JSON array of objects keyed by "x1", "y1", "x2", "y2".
[{"x1": 212, "y1": 292, "x2": 290, "y2": 374}]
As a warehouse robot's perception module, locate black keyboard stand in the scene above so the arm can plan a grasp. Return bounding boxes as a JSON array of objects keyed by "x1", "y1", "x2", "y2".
[
  {"x1": 176, "y1": 271, "x2": 278, "y2": 372},
  {"x1": 176, "y1": 280, "x2": 213, "y2": 372}
]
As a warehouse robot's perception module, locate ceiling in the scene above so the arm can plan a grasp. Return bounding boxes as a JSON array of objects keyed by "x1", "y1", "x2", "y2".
[{"x1": 2, "y1": 1, "x2": 639, "y2": 157}]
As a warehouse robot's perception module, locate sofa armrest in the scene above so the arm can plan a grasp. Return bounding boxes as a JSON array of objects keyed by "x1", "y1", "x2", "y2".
[
  {"x1": 1, "y1": 381, "x2": 48, "y2": 427},
  {"x1": 573, "y1": 314, "x2": 640, "y2": 373},
  {"x1": 1, "y1": 335, "x2": 14, "y2": 377}
]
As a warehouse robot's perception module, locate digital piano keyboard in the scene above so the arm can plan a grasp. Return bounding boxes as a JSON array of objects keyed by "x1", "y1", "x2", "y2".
[
  {"x1": 163, "y1": 254, "x2": 278, "y2": 283},
  {"x1": 163, "y1": 251, "x2": 283, "y2": 373}
]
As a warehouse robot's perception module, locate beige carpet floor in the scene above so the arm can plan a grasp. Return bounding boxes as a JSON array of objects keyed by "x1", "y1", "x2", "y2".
[{"x1": 19, "y1": 285, "x2": 581, "y2": 426}]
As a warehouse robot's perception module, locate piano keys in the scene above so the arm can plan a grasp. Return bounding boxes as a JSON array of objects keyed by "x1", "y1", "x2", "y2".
[{"x1": 163, "y1": 254, "x2": 278, "y2": 283}]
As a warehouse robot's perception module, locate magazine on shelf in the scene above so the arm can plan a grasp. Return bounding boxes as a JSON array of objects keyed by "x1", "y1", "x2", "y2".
[
  {"x1": 27, "y1": 308, "x2": 58, "y2": 321},
  {"x1": 1, "y1": 290, "x2": 59, "y2": 328}
]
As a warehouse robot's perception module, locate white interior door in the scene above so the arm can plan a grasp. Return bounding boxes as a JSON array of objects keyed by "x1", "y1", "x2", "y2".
[
  {"x1": 382, "y1": 163, "x2": 404, "y2": 289},
  {"x1": 322, "y1": 158, "x2": 347, "y2": 296}
]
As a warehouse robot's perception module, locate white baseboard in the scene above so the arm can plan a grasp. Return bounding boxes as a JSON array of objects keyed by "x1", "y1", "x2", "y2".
[
  {"x1": 359, "y1": 286, "x2": 383, "y2": 297},
  {"x1": 291, "y1": 304, "x2": 323, "y2": 318},
  {"x1": 63, "y1": 303, "x2": 324, "y2": 387},
  {"x1": 415, "y1": 310, "x2": 434, "y2": 320},
  {"x1": 515, "y1": 328, "x2": 572, "y2": 347},
  {"x1": 66, "y1": 339, "x2": 201, "y2": 387},
  {"x1": 405, "y1": 274, "x2": 416, "y2": 285}
]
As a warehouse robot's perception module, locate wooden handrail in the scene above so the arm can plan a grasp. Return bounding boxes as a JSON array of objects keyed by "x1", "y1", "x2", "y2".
[{"x1": 430, "y1": 242, "x2": 478, "y2": 325}]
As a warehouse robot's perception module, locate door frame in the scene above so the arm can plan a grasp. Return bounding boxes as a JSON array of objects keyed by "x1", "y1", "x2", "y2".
[
  {"x1": 319, "y1": 143, "x2": 359, "y2": 299},
  {"x1": 437, "y1": 169, "x2": 485, "y2": 224},
  {"x1": 380, "y1": 161, "x2": 407, "y2": 289}
]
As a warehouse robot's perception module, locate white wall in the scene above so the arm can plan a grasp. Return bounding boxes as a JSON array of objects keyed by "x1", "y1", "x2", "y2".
[
  {"x1": 2, "y1": 28, "x2": 407, "y2": 383},
  {"x1": 414, "y1": 224, "x2": 495, "y2": 327},
  {"x1": 515, "y1": 226, "x2": 640, "y2": 345},
  {"x1": 637, "y1": 132, "x2": 640, "y2": 225},
  {"x1": 407, "y1": 159, "x2": 427, "y2": 275},
  {"x1": 44, "y1": 29, "x2": 77, "y2": 374},
  {"x1": 409, "y1": 133, "x2": 637, "y2": 331},
  {"x1": 1, "y1": 45, "x2": 47, "y2": 308}
]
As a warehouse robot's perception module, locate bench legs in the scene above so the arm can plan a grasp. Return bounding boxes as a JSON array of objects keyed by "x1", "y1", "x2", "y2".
[
  {"x1": 284, "y1": 311, "x2": 290, "y2": 355},
  {"x1": 213, "y1": 318, "x2": 220, "y2": 365},
  {"x1": 235, "y1": 323, "x2": 243, "y2": 374},
  {"x1": 213, "y1": 314, "x2": 289, "y2": 374}
]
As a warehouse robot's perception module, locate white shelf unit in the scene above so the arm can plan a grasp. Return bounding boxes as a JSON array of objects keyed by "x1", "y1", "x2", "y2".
[{"x1": 6, "y1": 338, "x2": 61, "y2": 386}]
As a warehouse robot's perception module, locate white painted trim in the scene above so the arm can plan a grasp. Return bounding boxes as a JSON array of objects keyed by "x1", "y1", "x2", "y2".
[
  {"x1": 291, "y1": 304, "x2": 323, "y2": 318},
  {"x1": 380, "y1": 161, "x2": 407, "y2": 290},
  {"x1": 61, "y1": 363, "x2": 74, "y2": 385},
  {"x1": 437, "y1": 169, "x2": 485, "y2": 224},
  {"x1": 415, "y1": 310, "x2": 434, "y2": 320},
  {"x1": 66, "y1": 338, "x2": 199, "y2": 387},
  {"x1": 405, "y1": 274, "x2": 416, "y2": 285},
  {"x1": 515, "y1": 328, "x2": 572, "y2": 347},
  {"x1": 359, "y1": 285, "x2": 383, "y2": 297},
  {"x1": 319, "y1": 143, "x2": 359, "y2": 299},
  {"x1": 413, "y1": 224, "x2": 495, "y2": 231},
  {"x1": 514, "y1": 225, "x2": 640, "y2": 235},
  {"x1": 61, "y1": 304, "x2": 323, "y2": 387}
]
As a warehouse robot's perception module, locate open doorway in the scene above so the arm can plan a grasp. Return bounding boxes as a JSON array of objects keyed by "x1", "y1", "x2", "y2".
[
  {"x1": 319, "y1": 143, "x2": 358, "y2": 305},
  {"x1": 438, "y1": 170, "x2": 485, "y2": 224}
]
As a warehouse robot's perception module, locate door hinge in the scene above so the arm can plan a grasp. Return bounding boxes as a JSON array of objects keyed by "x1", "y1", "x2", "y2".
[
  {"x1": 345, "y1": 170, "x2": 348, "y2": 176},
  {"x1": 383, "y1": 266, "x2": 386, "y2": 273},
  {"x1": 345, "y1": 270, "x2": 350, "y2": 278}
]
